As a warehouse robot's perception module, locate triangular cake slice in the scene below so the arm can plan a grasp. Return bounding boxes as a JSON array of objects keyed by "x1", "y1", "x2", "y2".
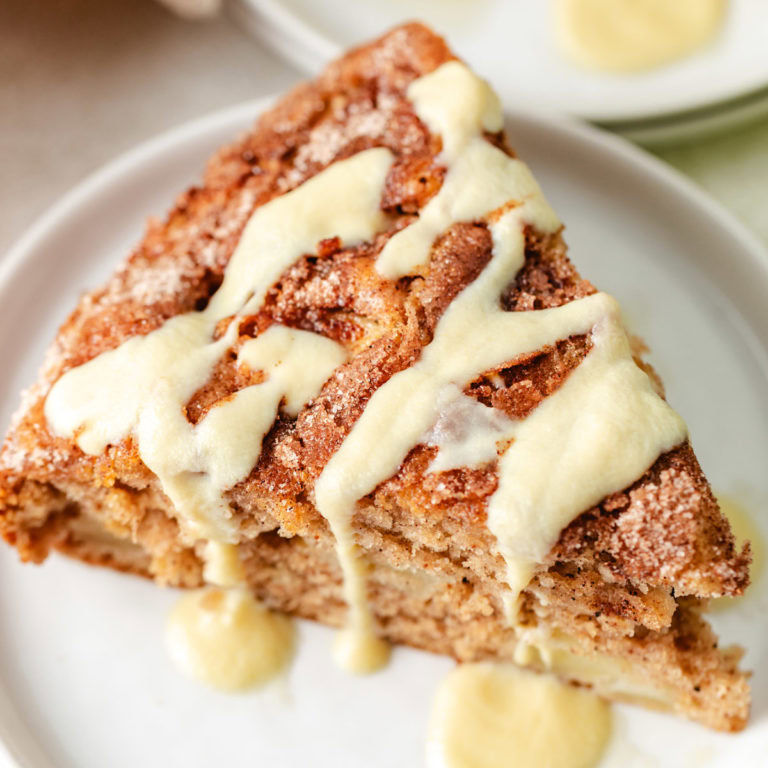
[{"x1": 0, "y1": 23, "x2": 750, "y2": 731}]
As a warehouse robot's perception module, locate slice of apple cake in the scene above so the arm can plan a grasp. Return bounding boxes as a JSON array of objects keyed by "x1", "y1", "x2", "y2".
[{"x1": 0, "y1": 22, "x2": 750, "y2": 731}]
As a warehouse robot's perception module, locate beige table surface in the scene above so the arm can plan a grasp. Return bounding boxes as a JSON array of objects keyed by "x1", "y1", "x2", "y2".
[
  {"x1": 0, "y1": 0, "x2": 299, "y2": 255},
  {"x1": 3, "y1": 0, "x2": 767, "y2": 258}
]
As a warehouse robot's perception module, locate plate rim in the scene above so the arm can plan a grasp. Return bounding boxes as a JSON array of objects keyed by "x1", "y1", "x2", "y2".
[
  {"x1": 605, "y1": 83, "x2": 768, "y2": 146},
  {"x1": 228, "y1": 0, "x2": 768, "y2": 126},
  {"x1": 1, "y1": 97, "x2": 768, "y2": 768}
]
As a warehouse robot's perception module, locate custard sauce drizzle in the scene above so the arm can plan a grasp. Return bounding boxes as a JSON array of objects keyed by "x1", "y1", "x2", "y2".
[
  {"x1": 45, "y1": 150, "x2": 389, "y2": 544},
  {"x1": 45, "y1": 61, "x2": 686, "y2": 672},
  {"x1": 316, "y1": 61, "x2": 685, "y2": 641}
]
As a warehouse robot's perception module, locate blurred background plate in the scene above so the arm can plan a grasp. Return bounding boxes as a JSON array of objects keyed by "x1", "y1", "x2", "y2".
[
  {"x1": 608, "y1": 84, "x2": 768, "y2": 146},
  {"x1": 229, "y1": 0, "x2": 768, "y2": 131}
]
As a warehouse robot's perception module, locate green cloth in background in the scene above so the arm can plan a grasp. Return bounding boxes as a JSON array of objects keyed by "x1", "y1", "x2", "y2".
[{"x1": 652, "y1": 117, "x2": 768, "y2": 247}]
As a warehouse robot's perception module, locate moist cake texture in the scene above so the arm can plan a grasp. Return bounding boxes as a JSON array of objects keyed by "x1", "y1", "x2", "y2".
[{"x1": 0, "y1": 23, "x2": 751, "y2": 731}]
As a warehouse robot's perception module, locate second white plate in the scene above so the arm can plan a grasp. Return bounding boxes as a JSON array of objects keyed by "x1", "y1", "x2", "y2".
[
  {"x1": 0, "y1": 100, "x2": 767, "y2": 767},
  {"x1": 230, "y1": 0, "x2": 768, "y2": 125}
]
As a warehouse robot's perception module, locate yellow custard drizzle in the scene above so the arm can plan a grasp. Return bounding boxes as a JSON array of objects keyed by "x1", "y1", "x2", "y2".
[
  {"x1": 556, "y1": 0, "x2": 727, "y2": 73},
  {"x1": 428, "y1": 663, "x2": 612, "y2": 768},
  {"x1": 710, "y1": 492, "x2": 765, "y2": 612},
  {"x1": 166, "y1": 587, "x2": 295, "y2": 691}
]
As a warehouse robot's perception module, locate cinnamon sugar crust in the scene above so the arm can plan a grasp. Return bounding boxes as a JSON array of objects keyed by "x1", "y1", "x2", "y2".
[{"x1": 0, "y1": 22, "x2": 751, "y2": 730}]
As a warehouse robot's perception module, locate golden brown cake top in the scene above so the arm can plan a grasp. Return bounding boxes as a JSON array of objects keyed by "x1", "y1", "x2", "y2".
[{"x1": 0, "y1": 23, "x2": 749, "y2": 600}]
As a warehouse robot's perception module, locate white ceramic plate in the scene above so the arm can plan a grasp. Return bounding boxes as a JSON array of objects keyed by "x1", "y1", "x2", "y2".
[
  {"x1": 610, "y1": 84, "x2": 768, "y2": 147},
  {"x1": 229, "y1": 0, "x2": 768, "y2": 125},
  {"x1": 1, "y1": 99, "x2": 767, "y2": 768}
]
